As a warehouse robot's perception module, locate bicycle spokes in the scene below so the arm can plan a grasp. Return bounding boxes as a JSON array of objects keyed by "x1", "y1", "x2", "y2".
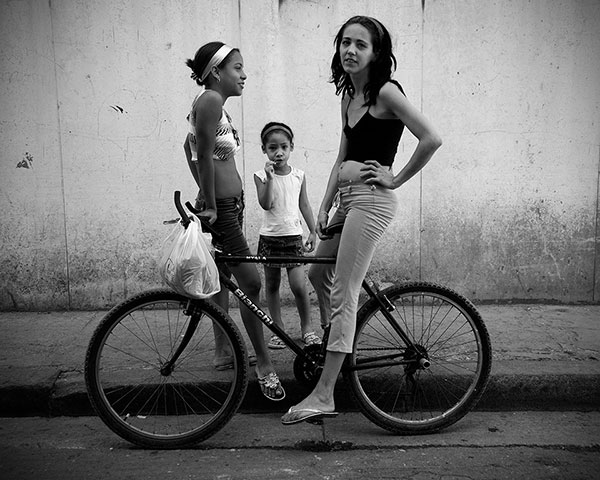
[
  {"x1": 85, "y1": 290, "x2": 248, "y2": 448},
  {"x1": 346, "y1": 283, "x2": 491, "y2": 434}
]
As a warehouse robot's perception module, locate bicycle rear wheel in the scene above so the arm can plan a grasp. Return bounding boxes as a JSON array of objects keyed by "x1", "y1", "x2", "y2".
[
  {"x1": 85, "y1": 289, "x2": 248, "y2": 448},
  {"x1": 345, "y1": 282, "x2": 491, "y2": 434}
]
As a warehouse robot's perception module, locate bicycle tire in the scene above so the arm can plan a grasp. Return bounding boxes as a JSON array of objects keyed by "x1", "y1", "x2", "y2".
[
  {"x1": 85, "y1": 289, "x2": 248, "y2": 448},
  {"x1": 345, "y1": 282, "x2": 491, "y2": 434}
]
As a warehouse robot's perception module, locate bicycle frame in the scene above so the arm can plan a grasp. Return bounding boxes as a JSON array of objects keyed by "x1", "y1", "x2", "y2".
[
  {"x1": 213, "y1": 252, "x2": 418, "y2": 369},
  {"x1": 213, "y1": 253, "x2": 333, "y2": 360}
]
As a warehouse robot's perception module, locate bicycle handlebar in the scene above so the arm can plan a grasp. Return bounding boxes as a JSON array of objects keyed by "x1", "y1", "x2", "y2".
[
  {"x1": 321, "y1": 221, "x2": 344, "y2": 237},
  {"x1": 173, "y1": 191, "x2": 189, "y2": 227},
  {"x1": 173, "y1": 191, "x2": 220, "y2": 238}
]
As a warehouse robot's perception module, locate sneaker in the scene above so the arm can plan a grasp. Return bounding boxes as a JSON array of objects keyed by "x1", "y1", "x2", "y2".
[{"x1": 268, "y1": 335, "x2": 286, "y2": 349}]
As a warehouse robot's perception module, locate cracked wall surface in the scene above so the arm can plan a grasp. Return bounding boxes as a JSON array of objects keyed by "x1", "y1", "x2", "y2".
[{"x1": 1, "y1": 0, "x2": 599, "y2": 309}]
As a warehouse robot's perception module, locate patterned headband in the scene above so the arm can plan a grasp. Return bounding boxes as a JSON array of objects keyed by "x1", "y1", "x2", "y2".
[{"x1": 200, "y1": 44, "x2": 234, "y2": 82}]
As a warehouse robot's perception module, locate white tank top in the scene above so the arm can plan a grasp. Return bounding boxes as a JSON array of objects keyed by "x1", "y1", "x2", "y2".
[{"x1": 254, "y1": 166, "x2": 305, "y2": 236}]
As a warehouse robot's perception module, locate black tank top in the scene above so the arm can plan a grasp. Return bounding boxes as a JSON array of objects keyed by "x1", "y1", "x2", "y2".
[{"x1": 343, "y1": 96, "x2": 405, "y2": 167}]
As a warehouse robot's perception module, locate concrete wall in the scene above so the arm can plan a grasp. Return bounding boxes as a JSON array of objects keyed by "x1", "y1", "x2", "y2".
[{"x1": 1, "y1": 0, "x2": 599, "y2": 310}]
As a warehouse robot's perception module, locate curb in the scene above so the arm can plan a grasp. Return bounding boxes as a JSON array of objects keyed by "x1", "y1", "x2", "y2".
[{"x1": 2, "y1": 362, "x2": 599, "y2": 417}]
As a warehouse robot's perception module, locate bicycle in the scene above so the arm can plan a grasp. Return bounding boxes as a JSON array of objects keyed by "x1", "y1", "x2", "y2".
[{"x1": 85, "y1": 191, "x2": 492, "y2": 449}]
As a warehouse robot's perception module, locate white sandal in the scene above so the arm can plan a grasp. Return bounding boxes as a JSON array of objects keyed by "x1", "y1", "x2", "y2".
[
  {"x1": 268, "y1": 335, "x2": 286, "y2": 349},
  {"x1": 257, "y1": 372, "x2": 286, "y2": 401},
  {"x1": 302, "y1": 331, "x2": 321, "y2": 346}
]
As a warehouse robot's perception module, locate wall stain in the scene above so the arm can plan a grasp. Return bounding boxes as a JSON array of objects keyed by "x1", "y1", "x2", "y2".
[{"x1": 16, "y1": 152, "x2": 33, "y2": 169}]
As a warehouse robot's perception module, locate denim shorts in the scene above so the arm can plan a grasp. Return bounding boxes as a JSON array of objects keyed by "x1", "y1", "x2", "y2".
[
  {"x1": 257, "y1": 234, "x2": 304, "y2": 268},
  {"x1": 195, "y1": 191, "x2": 251, "y2": 258}
]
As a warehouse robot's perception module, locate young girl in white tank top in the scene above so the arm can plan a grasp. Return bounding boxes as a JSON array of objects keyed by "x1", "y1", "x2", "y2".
[{"x1": 253, "y1": 122, "x2": 321, "y2": 349}]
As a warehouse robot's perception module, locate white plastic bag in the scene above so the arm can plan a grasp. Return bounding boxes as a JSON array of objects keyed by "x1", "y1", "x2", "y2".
[{"x1": 159, "y1": 215, "x2": 220, "y2": 299}]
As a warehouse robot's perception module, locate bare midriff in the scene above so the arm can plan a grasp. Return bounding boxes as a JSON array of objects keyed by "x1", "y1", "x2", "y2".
[
  {"x1": 214, "y1": 156, "x2": 243, "y2": 199},
  {"x1": 337, "y1": 159, "x2": 392, "y2": 183}
]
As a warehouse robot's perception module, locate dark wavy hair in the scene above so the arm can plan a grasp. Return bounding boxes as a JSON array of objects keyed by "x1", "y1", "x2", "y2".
[
  {"x1": 330, "y1": 16, "x2": 400, "y2": 105},
  {"x1": 186, "y1": 41, "x2": 239, "y2": 86}
]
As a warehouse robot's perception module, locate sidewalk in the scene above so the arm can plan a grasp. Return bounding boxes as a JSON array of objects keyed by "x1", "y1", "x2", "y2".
[{"x1": 0, "y1": 304, "x2": 599, "y2": 416}]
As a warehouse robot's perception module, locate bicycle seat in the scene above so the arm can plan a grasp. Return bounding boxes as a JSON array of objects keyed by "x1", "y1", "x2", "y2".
[{"x1": 321, "y1": 221, "x2": 344, "y2": 237}]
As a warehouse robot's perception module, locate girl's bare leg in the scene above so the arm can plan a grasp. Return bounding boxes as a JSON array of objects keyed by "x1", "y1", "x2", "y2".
[
  {"x1": 264, "y1": 266, "x2": 284, "y2": 331},
  {"x1": 288, "y1": 266, "x2": 313, "y2": 337},
  {"x1": 308, "y1": 235, "x2": 340, "y2": 329},
  {"x1": 228, "y1": 261, "x2": 275, "y2": 377},
  {"x1": 212, "y1": 284, "x2": 231, "y2": 360}
]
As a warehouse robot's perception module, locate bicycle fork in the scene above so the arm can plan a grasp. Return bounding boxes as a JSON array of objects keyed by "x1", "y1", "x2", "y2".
[{"x1": 159, "y1": 300, "x2": 201, "y2": 376}]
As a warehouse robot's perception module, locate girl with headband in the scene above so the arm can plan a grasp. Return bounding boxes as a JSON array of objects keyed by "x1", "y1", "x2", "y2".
[
  {"x1": 253, "y1": 122, "x2": 319, "y2": 351},
  {"x1": 282, "y1": 16, "x2": 442, "y2": 424},
  {"x1": 184, "y1": 42, "x2": 285, "y2": 401}
]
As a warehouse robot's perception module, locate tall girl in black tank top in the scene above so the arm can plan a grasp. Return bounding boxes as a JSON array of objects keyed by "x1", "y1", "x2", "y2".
[{"x1": 282, "y1": 16, "x2": 442, "y2": 426}]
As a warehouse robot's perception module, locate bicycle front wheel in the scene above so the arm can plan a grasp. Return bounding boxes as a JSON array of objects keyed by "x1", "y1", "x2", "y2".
[
  {"x1": 345, "y1": 282, "x2": 491, "y2": 434},
  {"x1": 85, "y1": 289, "x2": 248, "y2": 448}
]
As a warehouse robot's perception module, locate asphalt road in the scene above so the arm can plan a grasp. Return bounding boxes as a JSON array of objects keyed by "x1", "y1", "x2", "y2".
[{"x1": 1, "y1": 412, "x2": 599, "y2": 479}]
